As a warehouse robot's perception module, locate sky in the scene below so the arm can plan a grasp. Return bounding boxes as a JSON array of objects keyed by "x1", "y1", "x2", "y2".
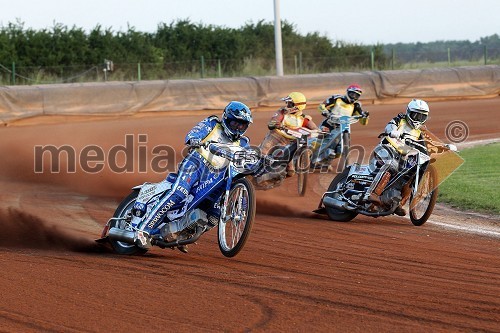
[{"x1": 1, "y1": 0, "x2": 499, "y2": 45}]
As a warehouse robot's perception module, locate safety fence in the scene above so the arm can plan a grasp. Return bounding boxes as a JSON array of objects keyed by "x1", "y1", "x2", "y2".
[
  {"x1": 1, "y1": 48, "x2": 500, "y2": 85},
  {"x1": 1, "y1": 65, "x2": 499, "y2": 125}
]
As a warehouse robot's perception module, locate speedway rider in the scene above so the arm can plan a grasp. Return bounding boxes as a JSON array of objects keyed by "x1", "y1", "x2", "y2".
[
  {"x1": 259, "y1": 92, "x2": 318, "y2": 177},
  {"x1": 366, "y1": 99, "x2": 431, "y2": 216},
  {"x1": 149, "y1": 101, "x2": 253, "y2": 252},
  {"x1": 313, "y1": 84, "x2": 369, "y2": 164}
]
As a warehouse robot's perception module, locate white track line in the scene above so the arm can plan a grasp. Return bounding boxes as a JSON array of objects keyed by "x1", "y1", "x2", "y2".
[
  {"x1": 457, "y1": 137, "x2": 500, "y2": 149},
  {"x1": 426, "y1": 219, "x2": 500, "y2": 238}
]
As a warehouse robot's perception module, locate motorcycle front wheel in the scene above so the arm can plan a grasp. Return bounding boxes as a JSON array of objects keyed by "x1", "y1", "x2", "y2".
[
  {"x1": 108, "y1": 190, "x2": 148, "y2": 255},
  {"x1": 324, "y1": 168, "x2": 358, "y2": 222},
  {"x1": 218, "y1": 178, "x2": 256, "y2": 257},
  {"x1": 409, "y1": 164, "x2": 439, "y2": 226},
  {"x1": 296, "y1": 147, "x2": 311, "y2": 196}
]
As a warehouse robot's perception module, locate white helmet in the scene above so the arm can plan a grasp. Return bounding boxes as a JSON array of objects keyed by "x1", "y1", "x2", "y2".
[{"x1": 406, "y1": 99, "x2": 429, "y2": 129}]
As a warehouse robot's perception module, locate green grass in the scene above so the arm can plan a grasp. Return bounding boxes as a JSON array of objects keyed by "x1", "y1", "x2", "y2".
[{"x1": 438, "y1": 143, "x2": 500, "y2": 214}]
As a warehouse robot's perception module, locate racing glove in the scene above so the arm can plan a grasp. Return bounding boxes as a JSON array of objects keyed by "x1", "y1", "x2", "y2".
[{"x1": 359, "y1": 111, "x2": 370, "y2": 125}]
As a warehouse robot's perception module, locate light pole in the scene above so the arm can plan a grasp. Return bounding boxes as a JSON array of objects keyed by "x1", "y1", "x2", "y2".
[{"x1": 274, "y1": 0, "x2": 284, "y2": 76}]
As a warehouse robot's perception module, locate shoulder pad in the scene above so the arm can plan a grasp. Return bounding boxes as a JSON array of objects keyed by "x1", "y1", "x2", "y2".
[
  {"x1": 204, "y1": 115, "x2": 221, "y2": 127},
  {"x1": 326, "y1": 94, "x2": 343, "y2": 103},
  {"x1": 206, "y1": 115, "x2": 220, "y2": 122}
]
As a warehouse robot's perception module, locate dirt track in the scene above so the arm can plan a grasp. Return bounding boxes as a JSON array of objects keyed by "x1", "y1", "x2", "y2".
[{"x1": 0, "y1": 97, "x2": 499, "y2": 332}]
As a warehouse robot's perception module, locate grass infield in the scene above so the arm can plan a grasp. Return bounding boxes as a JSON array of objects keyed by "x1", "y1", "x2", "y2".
[{"x1": 438, "y1": 142, "x2": 500, "y2": 215}]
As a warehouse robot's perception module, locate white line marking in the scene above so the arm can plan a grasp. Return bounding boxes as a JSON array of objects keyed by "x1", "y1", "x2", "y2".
[{"x1": 427, "y1": 219, "x2": 500, "y2": 238}]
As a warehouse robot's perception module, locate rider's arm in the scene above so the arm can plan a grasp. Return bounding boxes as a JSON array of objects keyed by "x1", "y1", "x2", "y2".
[
  {"x1": 318, "y1": 103, "x2": 329, "y2": 116},
  {"x1": 185, "y1": 116, "x2": 217, "y2": 145},
  {"x1": 384, "y1": 114, "x2": 405, "y2": 133},
  {"x1": 353, "y1": 102, "x2": 369, "y2": 126},
  {"x1": 268, "y1": 110, "x2": 285, "y2": 130},
  {"x1": 384, "y1": 114, "x2": 405, "y2": 138},
  {"x1": 303, "y1": 115, "x2": 318, "y2": 130},
  {"x1": 319, "y1": 95, "x2": 340, "y2": 116}
]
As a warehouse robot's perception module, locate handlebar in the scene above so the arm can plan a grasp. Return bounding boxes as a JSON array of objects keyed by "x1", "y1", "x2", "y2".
[
  {"x1": 378, "y1": 132, "x2": 458, "y2": 152},
  {"x1": 327, "y1": 114, "x2": 364, "y2": 125},
  {"x1": 188, "y1": 141, "x2": 282, "y2": 177},
  {"x1": 425, "y1": 140, "x2": 458, "y2": 152},
  {"x1": 204, "y1": 141, "x2": 242, "y2": 160},
  {"x1": 278, "y1": 126, "x2": 320, "y2": 138},
  {"x1": 206, "y1": 141, "x2": 271, "y2": 166}
]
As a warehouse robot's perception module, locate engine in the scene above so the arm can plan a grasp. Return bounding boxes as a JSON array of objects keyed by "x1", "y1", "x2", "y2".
[{"x1": 379, "y1": 188, "x2": 402, "y2": 208}]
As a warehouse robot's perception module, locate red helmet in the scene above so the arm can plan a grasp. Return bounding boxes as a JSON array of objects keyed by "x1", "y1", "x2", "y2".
[{"x1": 346, "y1": 84, "x2": 362, "y2": 103}]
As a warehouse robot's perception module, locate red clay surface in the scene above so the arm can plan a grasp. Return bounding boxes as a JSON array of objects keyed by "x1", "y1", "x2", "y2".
[{"x1": 0, "y1": 97, "x2": 499, "y2": 332}]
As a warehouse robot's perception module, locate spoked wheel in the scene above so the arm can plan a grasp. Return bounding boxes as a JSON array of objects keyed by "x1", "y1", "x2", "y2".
[
  {"x1": 338, "y1": 132, "x2": 351, "y2": 172},
  {"x1": 218, "y1": 178, "x2": 256, "y2": 257},
  {"x1": 108, "y1": 191, "x2": 147, "y2": 255},
  {"x1": 324, "y1": 167, "x2": 358, "y2": 222},
  {"x1": 409, "y1": 164, "x2": 439, "y2": 226},
  {"x1": 296, "y1": 147, "x2": 311, "y2": 196}
]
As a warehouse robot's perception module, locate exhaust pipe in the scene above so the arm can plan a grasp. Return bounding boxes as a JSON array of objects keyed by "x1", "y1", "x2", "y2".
[
  {"x1": 322, "y1": 196, "x2": 350, "y2": 210},
  {"x1": 323, "y1": 194, "x2": 401, "y2": 217},
  {"x1": 108, "y1": 227, "x2": 136, "y2": 244}
]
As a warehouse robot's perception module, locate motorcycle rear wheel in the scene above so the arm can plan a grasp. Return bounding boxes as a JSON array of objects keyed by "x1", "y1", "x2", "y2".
[
  {"x1": 409, "y1": 164, "x2": 439, "y2": 226},
  {"x1": 218, "y1": 178, "x2": 256, "y2": 257},
  {"x1": 296, "y1": 147, "x2": 311, "y2": 196},
  {"x1": 325, "y1": 168, "x2": 358, "y2": 222},
  {"x1": 108, "y1": 190, "x2": 148, "y2": 255}
]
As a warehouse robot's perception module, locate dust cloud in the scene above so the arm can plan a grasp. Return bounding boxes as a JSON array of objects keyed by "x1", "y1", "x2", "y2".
[
  {"x1": 256, "y1": 194, "x2": 317, "y2": 219},
  {"x1": 0, "y1": 207, "x2": 109, "y2": 253}
]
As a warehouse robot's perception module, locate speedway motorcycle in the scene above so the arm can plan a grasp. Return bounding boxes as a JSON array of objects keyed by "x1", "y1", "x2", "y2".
[
  {"x1": 310, "y1": 114, "x2": 364, "y2": 172},
  {"x1": 253, "y1": 127, "x2": 317, "y2": 196},
  {"x1": 314, "y1": 133, "x2": 457, "y2": 225},
  {"x1": 96, "y1": 142, "x2": 264, "y2": 257}
]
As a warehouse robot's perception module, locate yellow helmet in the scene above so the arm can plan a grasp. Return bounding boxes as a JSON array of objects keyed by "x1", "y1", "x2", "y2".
[{"x1": 282, "y1": 92, "x2": 307, "y2": 114}]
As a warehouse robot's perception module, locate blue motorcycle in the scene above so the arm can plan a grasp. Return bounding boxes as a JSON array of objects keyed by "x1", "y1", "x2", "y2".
[
  {"x1": 310, "y1": 114, "x2": 364, "y2": 172},
  {"x1": 97, "y1": 142, "x2": 263, "y2": 257}
]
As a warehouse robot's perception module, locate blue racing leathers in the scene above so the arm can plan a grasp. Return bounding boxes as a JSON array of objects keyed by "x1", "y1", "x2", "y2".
[{"x1": 147, "y1": 115, "x2": 250, "y2": 227}]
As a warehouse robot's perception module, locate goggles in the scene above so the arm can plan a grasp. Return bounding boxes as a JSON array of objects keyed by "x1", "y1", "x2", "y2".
[
  {"x1": 228, "y1": 119, "x2": 249, "y2": 132},
  {"x1": 409, "y1": 111, "x2": 428, "y2": 122},
  {"x1": 348, "y1": 91, "x2": 361, "y2": 101}
]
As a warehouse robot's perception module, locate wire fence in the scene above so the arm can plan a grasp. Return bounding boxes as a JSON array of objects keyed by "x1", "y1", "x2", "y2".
[{"x1": 1, "y1": 48, "x2": 500, "y2": 85}]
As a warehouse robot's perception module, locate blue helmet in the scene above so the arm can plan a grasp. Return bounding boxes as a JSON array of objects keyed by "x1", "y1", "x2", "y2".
[{"x1": 222, "y1": 101, "x2": 253, "y2": 140}]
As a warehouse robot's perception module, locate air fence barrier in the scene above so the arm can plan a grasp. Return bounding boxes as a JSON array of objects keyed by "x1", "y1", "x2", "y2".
[{"x1": 1, "y1": 65, "x2": 499, "y2": 125}]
